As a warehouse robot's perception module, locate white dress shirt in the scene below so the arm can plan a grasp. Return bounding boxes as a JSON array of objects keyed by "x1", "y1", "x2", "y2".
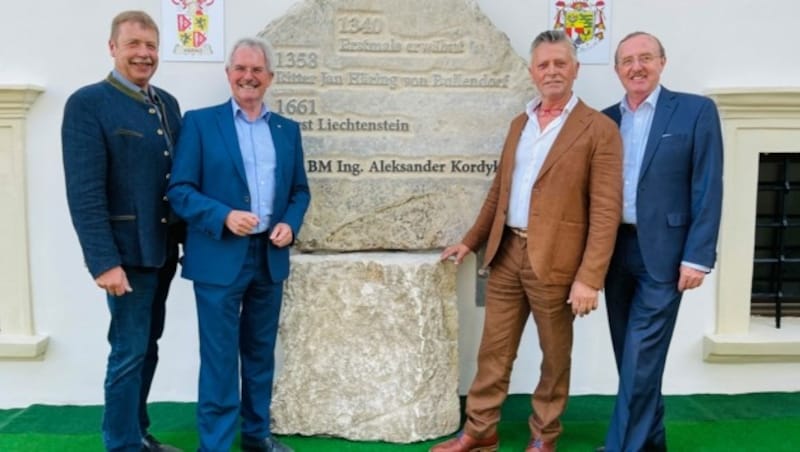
[{"x1": 506, "y1": 93, "x2": 579, "y2": 229}]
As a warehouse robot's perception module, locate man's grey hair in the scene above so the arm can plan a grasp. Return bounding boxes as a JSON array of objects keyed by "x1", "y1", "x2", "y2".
[
  {"x1": 614, "y1": 31, "x2": 666, "y2": 65},
  {"x1": 226, "y1": 37, "x2": 276, "y2": 73},
  {"x1": 530, "y1": 30, "x2": 577, "y2": 61}
]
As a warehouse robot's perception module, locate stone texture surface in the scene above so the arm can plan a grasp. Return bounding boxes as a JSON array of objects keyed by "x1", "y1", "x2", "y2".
[
  {"x1": 261, "y1": 0, "x2": 535, "y2": 251},
  {"x1": 298, "y1": 178, "x2": 493, "y2": 251},
  {"x1": 271, "y1": 252, "x2": 460, "y2": 442}
]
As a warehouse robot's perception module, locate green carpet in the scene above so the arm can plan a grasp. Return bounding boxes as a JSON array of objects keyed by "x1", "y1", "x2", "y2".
[{"x1": 1, "y1": 393, "x2": 798, "y2": 451}]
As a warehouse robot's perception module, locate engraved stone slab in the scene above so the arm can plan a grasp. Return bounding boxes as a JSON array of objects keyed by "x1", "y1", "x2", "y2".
[
  {"x1": 260, "y1": 0, "x2": 535, "y2": 251},
  {"x1": 272, "y1": 252, "x2": 460, "y2": 442}
]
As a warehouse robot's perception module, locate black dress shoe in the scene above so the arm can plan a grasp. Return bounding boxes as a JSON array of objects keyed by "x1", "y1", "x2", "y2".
[
  {"x1": 141, "y1": 433, "x2": 182, "y2": 452},
  {"x1": 241, "y1": 436, "x2": 293, "y2": 452}
]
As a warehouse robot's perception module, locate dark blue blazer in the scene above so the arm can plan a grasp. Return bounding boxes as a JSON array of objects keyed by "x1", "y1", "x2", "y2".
[
  {"x1": 167, "y1": 101, "x2": 310, "y2": 286},
  {"x1": 62, "y1": 75, "x2": 182, "y2": 278},
  {"x1": 603, "y1": 87, "x2": 723, "y2": 282}
]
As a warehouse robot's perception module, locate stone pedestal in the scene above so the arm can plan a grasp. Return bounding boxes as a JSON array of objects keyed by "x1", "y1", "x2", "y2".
[
  {"x1": 271, "y1": 252, "x2": 460, "y2": 442},
  {"x1": 261, "y1": 0, "x2": 536, "y2": 441}
]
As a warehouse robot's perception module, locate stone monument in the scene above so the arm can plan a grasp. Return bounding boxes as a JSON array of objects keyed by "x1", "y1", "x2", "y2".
[{"x1": 261, "y1": 0, "x2": 535, "y2": 442}]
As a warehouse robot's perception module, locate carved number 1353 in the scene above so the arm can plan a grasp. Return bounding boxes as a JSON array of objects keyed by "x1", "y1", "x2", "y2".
[{"x1": 275, "y1": 52, "x2": 318, "y2": 69}]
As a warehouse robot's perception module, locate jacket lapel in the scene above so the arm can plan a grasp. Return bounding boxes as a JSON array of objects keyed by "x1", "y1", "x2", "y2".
[
  {"x1": 536, "y1": 100, "x2": 590, "y2": 182},
  {"x1": 216, "y1": 103, "x2": 248, "y2": 184},
  {"x1": 606, "y1": 103, "x2": 622, "y2": 126},
  {"x1": 638, "y1": 87, "x2": 677, "y2": 182},
  {"x1": 502, "y1": 114, "x2": 527, "y2": 181}
]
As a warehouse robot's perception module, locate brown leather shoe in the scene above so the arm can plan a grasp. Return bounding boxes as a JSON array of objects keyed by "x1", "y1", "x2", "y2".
[
  {"x1": 429, "y1": 432, "x2": 499, "y2": 452},
  {"x1": 525, "y1": 437, "x2": 556, "y2": 452}
]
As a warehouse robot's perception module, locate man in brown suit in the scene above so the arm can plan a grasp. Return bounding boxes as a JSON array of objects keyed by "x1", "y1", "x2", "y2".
[{"x1": 431, "y1": 30, "x2": 622, "y2": 452}]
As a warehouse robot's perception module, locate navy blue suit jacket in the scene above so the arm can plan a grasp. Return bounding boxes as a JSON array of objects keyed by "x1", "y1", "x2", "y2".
[
  {"x1": 167, "y1": 101, "x2": 310, "y2": 286},
  {"x1": 603, "y1": 87, "x2": 723, "y2": 282},
  {"x1": 62, "y1": 75, "x2": 182, "y2": 278}
]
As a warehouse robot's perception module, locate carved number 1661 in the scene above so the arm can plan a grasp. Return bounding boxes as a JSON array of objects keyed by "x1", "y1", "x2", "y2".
[{"x1": 276, "y1": 99, "x2": 317, "y2": 116}]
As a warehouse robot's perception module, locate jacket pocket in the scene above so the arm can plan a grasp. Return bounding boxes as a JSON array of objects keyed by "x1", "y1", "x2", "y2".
[
  {"x1": 550, "y1": 220, "x2": 587, "y2": 279},
  {"x1": 113, "y1": 128, "x2": 144, "y2": 138},
  {"x1": 110, "y1": 215, "x2": 136, "y2": 221}
]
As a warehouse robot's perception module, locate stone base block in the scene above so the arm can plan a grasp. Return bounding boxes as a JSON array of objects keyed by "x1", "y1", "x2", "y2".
[{"x1": 272, "y1": 252, "x2": 460, "y2": 442}]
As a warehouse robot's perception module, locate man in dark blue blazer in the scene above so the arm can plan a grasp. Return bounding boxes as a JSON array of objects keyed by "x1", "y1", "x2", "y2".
[
  {"x1": 62, "y1": 10, "x2": 182, "y2": 452},
  {"x1": 600, "y1": 32, "x2": 723, "y2": 452},
  {"x1": 168, "y1": 37, "x2": 309, "y2": 452}
]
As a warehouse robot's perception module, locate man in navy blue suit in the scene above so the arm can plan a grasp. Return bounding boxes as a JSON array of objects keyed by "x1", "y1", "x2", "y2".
[
  {"x1": 600, "y1": 32, "x2": 723, "y2": 452},
  {"x1": 167, "y1": 37, "x2": 309, "y2": 452},
  {"x1": 62, "y1": 10, "x2": 182, "y2": 452}
]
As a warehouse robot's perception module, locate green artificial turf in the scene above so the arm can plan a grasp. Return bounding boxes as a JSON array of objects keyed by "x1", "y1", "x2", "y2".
[{"x1": 1, "y1": 393, "x2": 799, "y2": 451}]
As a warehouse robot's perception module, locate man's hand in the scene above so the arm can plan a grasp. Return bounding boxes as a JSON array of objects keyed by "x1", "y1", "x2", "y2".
[
  {"x1": 440, "y1": 243, "x2": 471, "y2": 265},
  {"x1": 95, "y1": 266, "x2": 132, "y2": 297},
  {"x1": 568, "y1": 280, "x2": 598, "y2": 317},
  {"x1": 270, "y1": 223, "x2": 294, "y2": 248},
  {"x1": 225, "y1": 210, "x2": 259, "y2": 236},
  {"x1": 678, "y1": 265, "x2": 706, "y2": 292}
]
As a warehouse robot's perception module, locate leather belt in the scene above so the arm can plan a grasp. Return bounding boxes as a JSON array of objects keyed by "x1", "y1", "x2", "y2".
[
  {"x1": 507, "y1": 226, "x2": 528, "y2": 239},
  {"x1": 619, "y1": 223, "x2": 637, "y2": 234}
]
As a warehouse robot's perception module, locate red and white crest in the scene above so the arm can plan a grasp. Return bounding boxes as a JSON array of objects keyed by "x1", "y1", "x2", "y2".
[
  {"x1": 171, "y1": 0, "x2": 216, "y2": 55},
  {"x1": 553, "y1": 1, "x2": 607, "y2": 50}
]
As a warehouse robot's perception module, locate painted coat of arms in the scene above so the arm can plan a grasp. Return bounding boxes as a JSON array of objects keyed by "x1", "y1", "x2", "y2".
[
  {"x1": 171, "y1": 0, "x2": 215, "y2": 56},
  {"x1": 553, "y1": 1, "x2": 607, "y2": 51}
]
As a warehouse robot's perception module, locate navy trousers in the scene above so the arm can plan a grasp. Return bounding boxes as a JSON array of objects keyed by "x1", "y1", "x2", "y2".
[
  {"x1": 194, "y1": 235, "x2": 284, "y2": 452},
  {"x1": 603, "y1": 227, "x2": 683, "y2": 452},
  {"x1": 103, "y1": 242, "x2": 177, "y2": 452}
]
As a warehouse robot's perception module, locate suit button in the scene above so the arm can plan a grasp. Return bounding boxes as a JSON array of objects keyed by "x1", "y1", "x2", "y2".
[
  {"x1": 149, "y1": 108, "x2": 157, "y2": 114},
  {"x1": 165, "y1": 173, "x2": 170, "y2": 180},
  {"x1": 161, "y1": 218, "x2": 168, "y2": 224},
  {"x1": 164, "y1": 150, "x2": 170, "y2": 157},
  {"x1": 157, "y1": 129, "x2": 164, "y2": 135},
  {"x1": 244, "y1": 196, "x2": 250, "y2": 203},
  {"x1": 162, "y1": 196, "x2": 168, "y2": 202}
]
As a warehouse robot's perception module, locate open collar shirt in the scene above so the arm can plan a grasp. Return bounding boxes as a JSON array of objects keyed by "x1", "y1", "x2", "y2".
[
  {"x1": 619, "y1": 84, "x2": 661, "y2": 225},
  {"x1": 231, "y1": 99, "x2": 276, "y2": 234},
  {"x1": 506, "y1": 93, "x2": 579, "y2": 229}
]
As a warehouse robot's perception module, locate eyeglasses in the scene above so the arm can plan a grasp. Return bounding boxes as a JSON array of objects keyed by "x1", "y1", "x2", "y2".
[{"x1": 618, "y1": 53, "x2": 662, "y2": 68}]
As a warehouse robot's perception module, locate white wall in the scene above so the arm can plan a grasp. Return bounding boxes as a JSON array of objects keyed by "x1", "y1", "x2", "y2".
[{"x1": 1, "y1": 0, "x2": 798, "y2": 408}]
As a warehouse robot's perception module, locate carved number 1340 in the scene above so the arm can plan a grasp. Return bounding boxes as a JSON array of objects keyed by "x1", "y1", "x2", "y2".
[{"x1": 338, "y1": 16, "x2": 383, "y2": 34}]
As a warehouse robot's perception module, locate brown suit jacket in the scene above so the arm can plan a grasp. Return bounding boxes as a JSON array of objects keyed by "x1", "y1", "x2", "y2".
[{"x1": 462, "y1": 99, "x2": 622, "y2": 289}]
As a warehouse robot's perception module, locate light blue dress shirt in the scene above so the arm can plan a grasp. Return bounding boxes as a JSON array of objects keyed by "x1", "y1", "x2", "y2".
[
  {"x1": 231, "y1": 99, "x2": 276, "y2": 234},
  {"x1": 111, "y1": 69, "x2": 151, "y2": 98},
  {"x1": 619, "y1": 85, "x2": 660, "y2": 225}
]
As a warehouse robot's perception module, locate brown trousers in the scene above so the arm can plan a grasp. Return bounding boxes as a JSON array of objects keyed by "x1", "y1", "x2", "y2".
[{"x1": 464, "y1": 232, "x2": 574, "y2": 443}]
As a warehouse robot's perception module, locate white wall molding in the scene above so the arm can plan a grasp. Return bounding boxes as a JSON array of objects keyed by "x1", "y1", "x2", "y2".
[
  {"x1": 0, "y1": 85, "x2": 48, "y2": 359},
  {"x1": 705, "y1": 88, "x2": 800, "y2": 363}
]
